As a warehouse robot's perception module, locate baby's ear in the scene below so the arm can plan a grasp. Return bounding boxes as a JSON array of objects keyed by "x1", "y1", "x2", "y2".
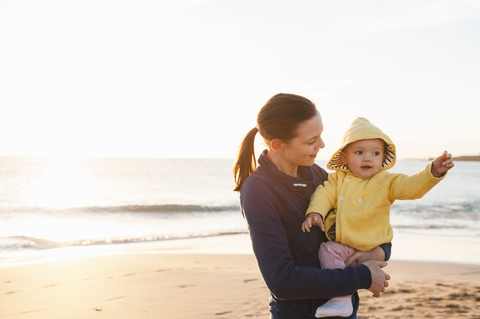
[{"x1": 340, "y1": 152, "x2": 348, "y2": 164}]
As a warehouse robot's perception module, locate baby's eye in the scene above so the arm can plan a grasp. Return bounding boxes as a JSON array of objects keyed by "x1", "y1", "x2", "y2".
[
  {"x1": 373, "y1": 151, "x2": 381, "y2": 156},
  {"x1": 355, "y1": 151, "x2": 363, "y2": 155}
]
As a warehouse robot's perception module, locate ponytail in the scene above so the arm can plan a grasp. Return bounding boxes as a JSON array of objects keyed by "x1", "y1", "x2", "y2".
[
  {"x1": 233, "y1": 127, "x2": 258, "y2": 192},
  {"x1": 233, "y1": 93, "x2": 318, "y2": 192}
]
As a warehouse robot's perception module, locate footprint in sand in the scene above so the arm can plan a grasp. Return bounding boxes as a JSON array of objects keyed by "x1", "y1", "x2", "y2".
[
  {"x1": 178, "y1": 284, "x2": 196, "y2": 288},
  {"x1": 243, "y1": 278, "x2": 258, "y2": 283},
  {"x1": 42, "y1": 283, "x2": 61, "y2": 288}
]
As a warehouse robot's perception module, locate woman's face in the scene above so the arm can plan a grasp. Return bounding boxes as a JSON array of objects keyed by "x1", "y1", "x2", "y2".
[{"x1": 274, "y1": 113, "x2": 325, "y2": 175}]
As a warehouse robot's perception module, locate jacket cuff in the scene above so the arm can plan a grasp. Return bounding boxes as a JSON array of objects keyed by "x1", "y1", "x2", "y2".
[
  {"x1": 380, "y1": 242, "x2": 392, "y2": 261},
  {"x1": 356, "y1": 264, "x2": 373, "y2": 289}
]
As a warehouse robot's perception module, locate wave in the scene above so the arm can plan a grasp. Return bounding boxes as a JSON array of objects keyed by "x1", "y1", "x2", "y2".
[
  {"x1": 391, "y1": 201, "x2": 480, "y2": 219},
  {"x1": 392, "y1": 224, "x2": 464, "y2": 230},
  {"x1": 65, "y1": 204, "x2": 240, "y2": 214},
  {"x1": 0, "y1": 231, "x2": 249, "y2": 252},
  {"x1": 1, "y1": 204, "x2": 241, "y2": 215},
  {"x1": 0, "y1": 236, "x2": 64, "y2": 251}
]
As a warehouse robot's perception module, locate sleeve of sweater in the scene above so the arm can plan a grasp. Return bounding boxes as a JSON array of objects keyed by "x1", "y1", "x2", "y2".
[
  {"x1": 387, "y1": 162, "x2": 445, "y2": 201},
  {"x1": 241, "y1": 177, "x2": 372, "y2": 300},
  {"x1": 380, "y1": 242, "x2": 392, "y2": 261},
  {"x1": 306, "y1": 172, "x2": 339, "y2": 219}
]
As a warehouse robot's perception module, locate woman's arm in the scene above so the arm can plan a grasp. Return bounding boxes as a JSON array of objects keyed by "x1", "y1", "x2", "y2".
[
  {"x1": 345, "y1": 243, "x2": 392, "y2": 267},
  {"x1": 343, "y1": 244, "x2": 392, "y2": 297},
  {"x1": 241, "y1": 179, "x2": 389, "y2": 300}
]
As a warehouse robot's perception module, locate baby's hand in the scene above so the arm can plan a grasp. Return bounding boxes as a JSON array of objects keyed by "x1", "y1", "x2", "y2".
[
  {"x1": 302, "y1": 213, "x2": 325, "y2": 233},
  {"x1": 431, "y1": 151, "x2": 454, "y2": 178}
]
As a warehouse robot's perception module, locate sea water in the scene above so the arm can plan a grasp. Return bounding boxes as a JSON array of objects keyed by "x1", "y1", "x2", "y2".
[{"x1": 0, "y1": 156, "x2": 478, "y2": 265}]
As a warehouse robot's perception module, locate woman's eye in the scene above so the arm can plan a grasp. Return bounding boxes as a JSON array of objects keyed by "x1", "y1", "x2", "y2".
[{"x1": 308, "y1": 140, "x2": 316, "y2": 145}]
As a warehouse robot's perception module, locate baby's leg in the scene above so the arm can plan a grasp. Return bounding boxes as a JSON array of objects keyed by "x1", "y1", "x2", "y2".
[
  {"x1": 319, "y1": 241, "x2": 356, "y2": 269},
  {"x1": 315, "y1": 242, "x2": 356, "y2": 318}
]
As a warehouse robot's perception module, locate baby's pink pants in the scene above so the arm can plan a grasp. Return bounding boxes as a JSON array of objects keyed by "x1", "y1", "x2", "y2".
[{"x1": 319, "y1": 241, "x2": 357, "y2": 269}]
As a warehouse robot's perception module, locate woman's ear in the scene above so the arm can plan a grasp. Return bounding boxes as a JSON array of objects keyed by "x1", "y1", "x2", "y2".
[{"x1": 270, "y1": 139, "x2": 284, "y2": 153}]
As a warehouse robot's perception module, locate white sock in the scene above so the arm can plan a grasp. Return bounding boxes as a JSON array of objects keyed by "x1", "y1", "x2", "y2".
[{"x1": 315, "y1": 296, "x2": 353, "y2": 318}]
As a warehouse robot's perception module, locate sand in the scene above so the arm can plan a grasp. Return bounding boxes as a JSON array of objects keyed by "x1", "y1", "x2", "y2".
[{"x1": 1, "y1": 251, "x2": 479, "y2": 319}]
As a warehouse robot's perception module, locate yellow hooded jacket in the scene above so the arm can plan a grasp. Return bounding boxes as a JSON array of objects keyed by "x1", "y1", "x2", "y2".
[{"x1": 306, "y1": 117, "x2": 445, "y2": 251}]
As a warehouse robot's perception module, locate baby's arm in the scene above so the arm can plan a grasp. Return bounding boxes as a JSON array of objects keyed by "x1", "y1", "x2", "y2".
[
  {"x1": 431, "y1": 151, "x2": 454, "y2": 177},
  {"x1": 302, "y1": 213, "x2": 325, "y2": 233}
]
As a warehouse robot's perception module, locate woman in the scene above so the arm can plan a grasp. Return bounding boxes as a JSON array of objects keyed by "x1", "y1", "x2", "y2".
[{"x1": 233, "y1": 93, "x2": 391, "y2": 319}]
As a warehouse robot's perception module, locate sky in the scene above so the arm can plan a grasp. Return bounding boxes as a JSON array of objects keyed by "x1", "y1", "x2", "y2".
[{"x1": 0, "y1": 0, "x2": 479, "y2": 160}]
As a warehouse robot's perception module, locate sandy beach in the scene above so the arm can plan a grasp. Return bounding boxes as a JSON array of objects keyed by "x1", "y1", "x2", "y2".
[{"x1": 1, "y1": 233, "x2": 480, "y2": 319}]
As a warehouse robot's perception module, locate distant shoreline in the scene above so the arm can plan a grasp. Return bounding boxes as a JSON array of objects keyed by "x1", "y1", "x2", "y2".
[{"x1": 427, "y1": 155, "x2": 480, "y2": 161}]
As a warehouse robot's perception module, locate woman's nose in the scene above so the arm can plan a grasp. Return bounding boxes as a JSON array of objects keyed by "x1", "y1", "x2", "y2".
[{"x1": 316, "y1": 138, "x2": 325, "y2": 150}]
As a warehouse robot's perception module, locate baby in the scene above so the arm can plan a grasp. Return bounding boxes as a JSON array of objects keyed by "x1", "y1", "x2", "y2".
[{"x1": 302, "y1": 117, "x2": 454, "y2": 318}]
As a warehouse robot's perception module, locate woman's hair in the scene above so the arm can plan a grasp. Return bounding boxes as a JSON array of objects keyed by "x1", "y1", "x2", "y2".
[{"x1": 233, "y1": 93, "x2": 318, "y2": 192}]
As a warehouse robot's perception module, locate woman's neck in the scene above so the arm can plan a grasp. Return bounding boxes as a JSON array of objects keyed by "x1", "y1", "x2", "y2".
[{"x1": 267, "y1": 150, "x2": 299, "y2": 178}]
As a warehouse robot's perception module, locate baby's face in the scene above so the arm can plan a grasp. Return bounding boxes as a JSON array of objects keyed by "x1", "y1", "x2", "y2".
[{"x1": 341, "y1": 139, "x2": 385, "y2": 180}]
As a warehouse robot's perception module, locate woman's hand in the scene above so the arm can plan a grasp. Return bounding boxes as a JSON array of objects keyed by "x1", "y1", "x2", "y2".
[
  {"x1": 363, "y1": 260, "x2": 390, "y2": 297},
  {"x1": 345, "y1": 246, "x2": 386, "y2": 267}
]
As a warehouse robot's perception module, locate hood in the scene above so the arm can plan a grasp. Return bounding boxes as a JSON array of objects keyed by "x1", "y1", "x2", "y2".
[{"x1": 327, "y1": 117, "x2": 396, "y2": 172}]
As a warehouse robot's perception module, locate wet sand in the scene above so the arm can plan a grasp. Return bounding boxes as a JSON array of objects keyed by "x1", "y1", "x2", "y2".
[{"x1": 1, "y1": 252, "x2": 479, "y2": 319}]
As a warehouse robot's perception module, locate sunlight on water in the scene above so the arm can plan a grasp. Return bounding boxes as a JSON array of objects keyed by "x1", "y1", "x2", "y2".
[
  {"x1": 0, "y1": 158, "x2": 478, "y2": 266},
  {"x1": 26, "y1": 157, "x2": 93, "y2": 209}
]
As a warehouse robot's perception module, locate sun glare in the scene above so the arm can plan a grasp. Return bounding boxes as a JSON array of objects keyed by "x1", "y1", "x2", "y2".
[
  {"x1": 21, "y1": 156, "x2": 98, "y2": 245},
  {"x1": 30, "y1": 156, "x2": 92, "y2": 209}
]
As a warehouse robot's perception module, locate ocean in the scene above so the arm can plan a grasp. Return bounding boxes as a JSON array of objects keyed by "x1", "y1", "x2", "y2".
[{"x1": 0, "y1": 156, "x2": 479, "y2": 266}]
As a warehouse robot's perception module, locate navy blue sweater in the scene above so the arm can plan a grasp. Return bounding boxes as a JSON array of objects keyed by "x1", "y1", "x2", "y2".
[{"x1": 240, "y1": 151, "x2": 391, "y2": 319}]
